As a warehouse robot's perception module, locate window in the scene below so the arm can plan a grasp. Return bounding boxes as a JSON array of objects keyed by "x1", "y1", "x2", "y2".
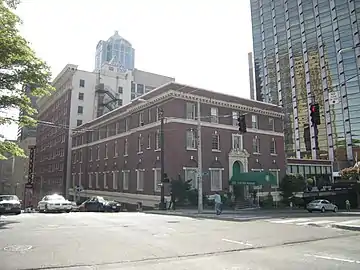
[
  {"x1": 137, "y1": 84, "x2": 144, "y2": 94},
  {"x1": 79, "y1": 150, "x2": 83, "y2": 162},
  {"x1": 76, "y1": 120, "x2": 82, "y2": 126},
  {"x1": 123, "y1": 170, "x2": 129, "y2": 190},
  {"x1": 186, "y1": 102, "x2": 196, "y2": 120},
  {"x1": 125, "y1": 118, "x2": 129, "y2": 131},
  {"x1": 112, "y1": 171, "x2": 117, "y2": 189},
  {"x1": 184, "y1": 168, "x2": 197, "y2": 189},
  {"x1": 270, "y1": 138, "x2": 276, "y2": 154},
  {"x1": 186, "y1": 129, "x2": 197, "y2": 149},
  {"x1": 105, "y1": 144, "x2": 108, "y2": 158},
  {"x1": 104, "y1": 172, "x2": 108, "y2": 189},
  {"x1": 269, "y1": 118, "x2": 274, "y2": 131},
  {"x1": 116, "y1": 122, "x2": 120, "y2": 134},
  {"x1": 148, "y1": 109, "x2": 151, "y2": 123},
  {"x1": 106, "y1": 126, "x2": 109, "y2": 137},
  {"x1": 118, "y1": 86, "x2": 123, "y2": 93},
  {"x1": 95, "y1": 172, "x2": 99, "y2": 188},
  {"x1": 232, "y1": 134, "x2": 243, "y2": 150},
  {"x1": 210, "y1": 107, "x2": 219, "y2": 123},
  {"x1": 78, "y1": 106, "x2": 83, "y2": 114},
  {"x1": 138, "y1": 135, "x2": 143, "y2": 153},
  {"x1": 78, "y1": 93, "x2": 84, "y2": 100},
  {"x1": 96, "y1": 146, "x2": 100, "y2": 160},
  {"x1": 136, "y1": 169, "x2": 145, "y2": 191},
  {"x1": 89, "y1": 148, "x2": 92, "y2": 161},
  {"x1": 88, "y1": 173, "x2": 92, "y2": 188},
  {"x1": 114, "y1": 141, "x2": 118, "y2": 156},
  {"x1": 253, "y1": 136, "x2": 260, "y2": 153},
  {"x1": 232, "y1": 111, "x2": 240, "y2": 126},
  {"x1": 212, "y1": 131, "x2": 220, "y2": 151},
  {"x1": 155, "y1": 130, "x2": 160, "y2": 150},
  {"x1": 72, "y1": 174, "x2": 75, "y2": 188},
  {"x1": 154, "y1": 168, "x2": 161, "y2": 192},
  {"x1": 210, "y1": 169, "x2": 223, "y2": 191},
  {"x1": 252, "y1": 115, "x2": 258, "y2": 129},
  {"x1": 139, "y1": 112, "x2": 144, "y2": 126},
  {"x1": 124, "y1": 139, "x2": 128, "y2": 156},
  {"x1": 147, "y1": 134, "x2": 151, "y2": 149},
  {"x1": 79, "y1": 79, "x2": 85, "y2": 87}
]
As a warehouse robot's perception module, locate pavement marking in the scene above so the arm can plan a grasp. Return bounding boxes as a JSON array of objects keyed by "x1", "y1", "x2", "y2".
[
  {"x1": 269, "y1": 218, "x2": 312, "y2": 224},
  {"x1": 296, "y1": 220, "x2": 334, "y2": 226},
  {"x1": 335, "y1": 219, "x2": 360, "y2": 225},
  {"x1": 221, "y1": 238, "x2": 253, "y2": 246},
  {"x1": 305, "y1": 254, "x2": 360, "y2": 264}
]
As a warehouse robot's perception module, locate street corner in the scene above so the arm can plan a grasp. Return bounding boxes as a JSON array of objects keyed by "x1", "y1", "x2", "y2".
[{"x1": 331, "y1": 224, "x2": 360, "y2": 232}]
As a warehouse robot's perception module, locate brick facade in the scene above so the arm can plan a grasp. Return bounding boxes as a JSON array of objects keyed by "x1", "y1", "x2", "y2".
[{"x1": 70, "y1": 83, "x2": 285, "y2": 207}]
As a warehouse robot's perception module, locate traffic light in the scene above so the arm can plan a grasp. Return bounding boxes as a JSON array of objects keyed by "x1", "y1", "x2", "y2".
[
  {"x1": 310, "y1": 103, "x2": 321, "y2": 125},
  {"x1": 237, "y1": 115, "x2": 247, "y2": 133}
]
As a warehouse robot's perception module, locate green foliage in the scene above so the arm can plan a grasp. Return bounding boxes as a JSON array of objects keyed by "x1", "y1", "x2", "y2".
[
  {"x1": 170, "y1": 176, "x2": 192, "y2": 205},
  {"x1": 279, "y1": 174, "x2": 306, "y2": 202},
  {"x1": 340, "y1": 167, "x2": 360, "y2": 181},
  {"x1": 0, "y1": 0, "x2": 54, "y2": 159}
]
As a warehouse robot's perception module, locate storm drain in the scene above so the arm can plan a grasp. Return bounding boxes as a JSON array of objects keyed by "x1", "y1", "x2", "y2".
[{"x1": 3, "y1": 245, "x2": 33, "y2": 252}]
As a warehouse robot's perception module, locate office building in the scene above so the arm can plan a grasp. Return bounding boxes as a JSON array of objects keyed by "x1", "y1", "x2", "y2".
[
  {"x1": 95, "y1": 31, "x2": 135, "y2": 71},
  {"x1": 32, "y1": 64, "x2": 174, "y2": 202},
  {"x1": 250, "y1": 0, "x2": 360, "y2": 171}
]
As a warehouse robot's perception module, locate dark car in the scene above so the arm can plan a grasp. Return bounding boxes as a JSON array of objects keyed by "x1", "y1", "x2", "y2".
[
  {"x1": 0, "y1": 195, "x2": 21, "y2": 215},
  {"x1": 79, "y1": 196, "x2": 121, "y2": 212}
]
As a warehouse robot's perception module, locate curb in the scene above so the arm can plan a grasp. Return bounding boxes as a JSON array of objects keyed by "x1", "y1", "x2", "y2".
[{"x1": 331, "y1": 224, "x2": 360, "y2": 231}]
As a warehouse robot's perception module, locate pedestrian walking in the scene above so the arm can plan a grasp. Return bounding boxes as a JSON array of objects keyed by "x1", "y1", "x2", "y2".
[
  {"x1": 214, "y1": 192, "x2": 222, "y2": 215},
  {"x1": 168, "y1": 191, "x2": 176, "y2": 210},
  {"x1": 345, "y1": 199, "x2": 351, "y2": 212}
]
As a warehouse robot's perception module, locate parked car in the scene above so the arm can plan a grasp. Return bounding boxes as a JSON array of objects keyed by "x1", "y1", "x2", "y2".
[
  {"x1": 306, "y1": 199, "x2": 338, "y2": 213},
  {"x1": 0, "y1": 195, "x2": 21, "y2": 215},
  {"x1": 79, "y1": 196, "x2": 121, "y2": 212},
  {"x1": 37, "y1": 194, "x2": 72, "y2": 213}
]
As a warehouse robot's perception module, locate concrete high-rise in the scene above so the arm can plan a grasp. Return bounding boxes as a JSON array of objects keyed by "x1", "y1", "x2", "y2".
[
  {"x1": 250, "y1": 0, "x2": 360, "y2": 171},
  {"x1": 95, "y1": 31, "x2": 135, "y2": 71}
]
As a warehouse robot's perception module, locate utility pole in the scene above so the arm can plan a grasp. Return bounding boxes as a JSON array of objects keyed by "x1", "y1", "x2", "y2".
[
  {"x1": 197, "y1": 100, "x2": 203, "y2": 213},
  {"x1": 159, "y1": 108, "x2": 166, "y2": 210}
]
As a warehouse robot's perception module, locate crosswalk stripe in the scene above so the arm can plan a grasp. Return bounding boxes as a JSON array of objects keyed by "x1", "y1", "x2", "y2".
[
  {"x1": 335, "y1": 219, "x2": 360, "y2": 225},
  {"x1": 269, "y1": 218, "x2": 312, "y2": 224},
  {"x1": 296, "y1": 220, "x2": 334, "y2": 226}
]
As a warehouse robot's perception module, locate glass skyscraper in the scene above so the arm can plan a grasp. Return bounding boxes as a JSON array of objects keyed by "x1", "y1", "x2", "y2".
[
  {"x1": 250, "y1": 0, "x2": 360, "y2": 171},
  {"x1": 95, "y1": 31, "x2": 135, "y2": 71}
]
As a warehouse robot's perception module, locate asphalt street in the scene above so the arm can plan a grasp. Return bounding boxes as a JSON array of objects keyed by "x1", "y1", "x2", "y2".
[{"x1": 1, "y1": 212, "x2": 360, "y2": 270}]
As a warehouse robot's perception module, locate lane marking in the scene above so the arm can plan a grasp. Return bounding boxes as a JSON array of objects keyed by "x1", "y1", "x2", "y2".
[
  {"x1": 305, "y1": 254, "x2": 360, "y2": 264},
  {"x1": 269, "y1": 218, "x2": 311, "y2": 224},
  {"x1": 222, "y1": 238, "x2": 253, "y2": 246},
  {"x1": 297, "y1": 220, "x2": 334, "y2": 226}
]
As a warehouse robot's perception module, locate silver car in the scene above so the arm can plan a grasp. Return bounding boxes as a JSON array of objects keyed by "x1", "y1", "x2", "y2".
[{"x1": 307, "y1": 199, "x2": 338, "y2": 213}]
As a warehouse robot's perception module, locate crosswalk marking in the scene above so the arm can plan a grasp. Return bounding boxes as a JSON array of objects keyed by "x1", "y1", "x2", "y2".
[
  {"x1": 335, "y1": 219, "x2": 360, "y2": 225},
  {"x1": 296, "y1": 220, "x2": 334, "y2": 226},
  {"x1": 269, "y1": 218, "x2": 312, "y2": 224},
  {"x1": 266, "y1": 217, "x2": 360, "y2": 229}
]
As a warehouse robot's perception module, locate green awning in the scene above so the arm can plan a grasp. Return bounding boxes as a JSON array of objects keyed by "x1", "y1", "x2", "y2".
[{"x1": 230, "y1": 172, "x2": 277, "y2": 186}]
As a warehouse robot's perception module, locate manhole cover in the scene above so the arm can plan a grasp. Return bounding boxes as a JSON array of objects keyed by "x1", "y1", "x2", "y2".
[
  {"x1": 167, "y1": 221, "x2": 180, "y2": 224},
  {"x1": 3, "y1": 245, "x2": 33, "y2": 252}
]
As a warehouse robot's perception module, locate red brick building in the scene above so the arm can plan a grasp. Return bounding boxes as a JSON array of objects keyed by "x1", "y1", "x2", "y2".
[{"x1": 70, "y1": 82, "x2": 285, "y2": 207}]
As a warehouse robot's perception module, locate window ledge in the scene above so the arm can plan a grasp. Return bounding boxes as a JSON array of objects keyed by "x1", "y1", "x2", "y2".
[
  {"x1": 123, "y1": 154, "x2": 128, "y2": 157},
  {"x1": 186, "y1": 148, "x2": 197, "y2": 151},
  {"x1": 155, "y1": 149, "x2": 161, "y2": 152},
  {"x1": 253, "y1": 152, "x2": 261, "y2": 155},
  {"x1": 137, "y1": 151, "x2": 144, "y2": 155},
  {"x1": 212, "y1": 149, "x2": 221, "y2": 153},
  {"x1": 270, "y1": 153, "x2": 278, "y2": 156},
  {"x1": 146, "y1": 147, "x2": 151, "y2": 150}
]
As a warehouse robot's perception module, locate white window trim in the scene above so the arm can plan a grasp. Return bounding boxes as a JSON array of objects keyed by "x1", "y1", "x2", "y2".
[
  {"x1": 96, "y1": 146, "x2": 100, "y2": 160},
  {"x1": 122, "y1": 170, "x2": 130, "y2": 190},
  {"x1": 88, "y1": 172, "x2": 92, "y2": 188},
  {"x1": 147, "y1": 134, "x2": 151, "y2": 149},
  {"x1": 269, "y1": 169, "x2": 280, "y2": 188},
  {"x1": 112, "y1": 171, "x2": 117, "y2": 190},
  {"x1": 105, "y1": 144, "x2": 108, "y2": 159},
  {"x1": 253, "y1": 136, "x2": 260, "y2": 154},
  {"x1": 138, "y1": 134, "x2": 143, "y2": 153},
  {"x1": 212, "y1": 131, "x2": 220, "y2": 151},
  {"x1": 209, "y1": 168, "x2": 224, "y2": 191},
  {"x1": 271, "y1": 138, "x2": 277, "y2": 155},
  {"x1": 114, "y1": 141, "x2": 118, "y2": 157},
  {"x1": 136, "y1": 169, "x2": 145, "y2": 191},
  {"x1": 186, "y1": 129, "x2": 197, "y2": 150},
  {"x1": 232, "y1": 134, "x2": 243, "y2": 150},
  {"x1": 72, "y1": 173, "x2": 76, "y2": 188},
  {"x1": 124, "y1": 139, "x2": 128, "y2": 156},
  {"x1": 183, "y1": 167, "x2": 198, "y2": 189},
  {"x1": 89, "y1": 148, "x2": 92, "y2": 161},
  {"x1": 153, "y1": 168, "x2": 161, "y2": 192},
  {"x1": 210, "y1": 107, "x2": 219, "y2": 123},
  {"x1": 95, "y1": 172, "x2": 99, "y2": 188}
]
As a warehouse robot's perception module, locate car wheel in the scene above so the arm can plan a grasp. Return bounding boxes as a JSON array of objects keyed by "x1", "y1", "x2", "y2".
[
  {"x1": 65, "y1": 210, "x2": 71, "y2": 213},
  {"x1": 15, "y1": 211, "x2": 21, "y2": 215},
  {"x1": 333, "y1": 207, "x2": 338, "y2": 213},
  {"x1": 44, "y1": 204, "x2": 48, "y2": 213},
  {"x1": 321, "y1": 207, "x2": 325, "y2": 213},
  {"x1": 308, "y1": 209, "x2": 312, "y2": 213}
]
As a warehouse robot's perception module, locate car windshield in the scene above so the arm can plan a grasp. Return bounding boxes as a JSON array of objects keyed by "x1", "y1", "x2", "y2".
[
  {"x1": 46, "y1": 195, "x2": 66, "y2": 201},
  {"x1": 0, "y1": 195, "x2": 19, "y2": 201}
]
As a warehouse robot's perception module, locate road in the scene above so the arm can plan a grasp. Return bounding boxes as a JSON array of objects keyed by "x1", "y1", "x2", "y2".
[{"x1": 1, "y1": 212, "x2": 360, "y2": 270}]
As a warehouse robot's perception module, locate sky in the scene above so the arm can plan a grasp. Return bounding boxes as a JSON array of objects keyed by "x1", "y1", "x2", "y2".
[{"x1": 3, "y1": 0, "x2": 253, "y2": 140}]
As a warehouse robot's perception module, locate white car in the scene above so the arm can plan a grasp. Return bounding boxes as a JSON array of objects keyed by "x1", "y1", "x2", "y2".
[
  {"x1": 306, "y1": 199, "x2": 338, "y2": 213},
  {"x1": 38, "y1": 194, "x2": 72, "y2": 213}
]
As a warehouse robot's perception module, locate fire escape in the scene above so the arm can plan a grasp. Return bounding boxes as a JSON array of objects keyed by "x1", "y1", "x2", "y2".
[{"x1": 95, "y1": 83, "x2": 121, "y2": 117}]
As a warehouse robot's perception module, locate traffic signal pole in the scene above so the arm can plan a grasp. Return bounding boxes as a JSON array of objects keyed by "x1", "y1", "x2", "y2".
[{"x1": 197, "y1": 100, "x2": 203, "y2": 213}]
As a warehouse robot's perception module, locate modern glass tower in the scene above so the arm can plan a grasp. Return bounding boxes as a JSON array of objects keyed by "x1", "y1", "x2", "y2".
[
  {"x1": 250, "y1": 0, "x2": 360, "y2": 170},
  {"x1": 95, "y1": 31, "x2": 135, "y2": 71}
]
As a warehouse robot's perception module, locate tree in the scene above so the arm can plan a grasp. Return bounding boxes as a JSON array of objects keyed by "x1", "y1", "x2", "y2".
[
  {"x1": 0, "y1": 0, "x2": 54, "y2": 159},
  {"x1": 279, "y1": 174, "x2": 306, "y2": 203},
  {"x1": 340, "y1": 166, "x2": 360, "y2": 209}
]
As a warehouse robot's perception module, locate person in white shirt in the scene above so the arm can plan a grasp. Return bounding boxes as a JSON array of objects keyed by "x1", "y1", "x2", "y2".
[{"x1": 214, "y1": 192, "x2": 222, "y2": 215}]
